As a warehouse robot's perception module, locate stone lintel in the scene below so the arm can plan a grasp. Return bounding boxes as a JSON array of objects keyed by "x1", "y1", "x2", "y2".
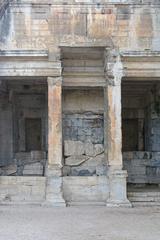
[
  {"x1": 0, "y1": 63, "x2": 61, "y2": 78},
  {"x1": 0, "y1": 51, "x2": 61, "y2": 78},
  {"x1": 63, "y1": 76, "x2": 106, "y2": 87}
]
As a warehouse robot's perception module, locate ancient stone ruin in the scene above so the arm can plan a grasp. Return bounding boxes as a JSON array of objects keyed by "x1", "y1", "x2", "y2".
[{"x1": 0, "y1": 0, "x2": 160, "y2": 206}]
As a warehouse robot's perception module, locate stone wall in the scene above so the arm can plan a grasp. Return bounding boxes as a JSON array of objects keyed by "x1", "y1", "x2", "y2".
[
  {"x1": 63, "y1": 89, "x2": 105, "y2": 176},
  {"x1": 0, "y1": 176, "x2": 46, "y2": 203},
  {"x1": 13, "y1": 93, "x2": 46, "y2": 152},
  {"x1": 0, "y1": 84, "x2": 47, "y2": 175},
  {"x1": 0, "y1": 95, "x2": 13, "y2": 166},
  {"x1": 63, "y1": 140, "x2": 105, "y2": 176},
  {"x1": 149, "y1": 118, "x2": 160, "y2": 151},
  {"x1": 146, "y1": 93, "x2": 160, "y2": 152},
  {"x1": 63, "y1": 89, "x2": 104, "y2": 113},
  {"x1": 0, "y1": 151, "x2": 46, "y2": 176},
  {"x1": 63, "y1": 176, "x2": 109, "y2": 205},
  {"x1": 123, "y1": 151, "x2": 160, "y2": 184},
  {"x1": 122, "y1": 82, "x2": 160, "y2": 153},
  {"x1": 0, "y1": 1, "x2": 160, "y2": 52},
  {"x1": 0, "y1": 175, "x2": 109, "y2": 204}
]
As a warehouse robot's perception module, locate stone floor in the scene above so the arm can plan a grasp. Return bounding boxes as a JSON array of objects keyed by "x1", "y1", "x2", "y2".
[{"x1": 0, "y1": 205, "x2": 160, "y2": 240}]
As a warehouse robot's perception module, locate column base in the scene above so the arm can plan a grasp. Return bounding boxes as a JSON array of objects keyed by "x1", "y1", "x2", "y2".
[
  {"x1": 45, "y1": 165, "x2": 66, "y2": 207},
  {"x1": 106, "y1": 199, "x2": 132, "y2": 208},
  {"x1": 107, "y1": 169, "x2": 132, "y2": 208},
  {"x1": 43, "y1": 199, "x2": 66, "y2": 207},
  {"x1": 45, "y1": 177, "x2": 66, "y2": 207}
]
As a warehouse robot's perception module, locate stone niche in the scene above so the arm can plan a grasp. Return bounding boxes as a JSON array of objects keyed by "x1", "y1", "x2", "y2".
[
  {"x1": 0, "y1": 83, "x2": 47, "y2": 177},
  {"x1": 62, "y1": 88, "x2": 105, "y2": 177}
]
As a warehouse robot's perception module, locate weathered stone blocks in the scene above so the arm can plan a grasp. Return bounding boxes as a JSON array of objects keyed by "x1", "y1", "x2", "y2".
[
  {"x1": 85, "y1": 142, "x2": 104, "y2": 156},
  {"x1": 0, "y1": 151, "x2": 46, "y2": 176},
  {"x1": 63, "y1": 114, "x2": 104, "y2": 144},
  {"x1": 123, "y1": 151, "x2": 160, "y2": 184},
  {"x1": 0, "y1": 176, "x2": 46, "y2": 203},
  {"x1": 64, "y1": 140, "x2": 85, "y2": 156},
  {"x1": 23, "y1": 162, "x2": 44, "y2": 176},
  {"x1": 64, "y1": 140, "x2": 105, "y2": 176},
  {"x1": 63, "y1": 176, "x2": 109, "y2": 204},
  {"x1": 0, "y1": 164, "x2": 17, "y2": 176},
  {"x1": 65, "y1": 155, "x2": 88, "y2": 166}
]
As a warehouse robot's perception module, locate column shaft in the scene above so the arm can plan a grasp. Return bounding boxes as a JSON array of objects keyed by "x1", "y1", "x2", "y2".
[
  {"x1": 105, "y1": 51, "x2": 131, "y2": 207},
  {"x1": 45, "y1": 77, "x2": 66, "y2": 207},
  {"x1": 105, "y1": 83, "x2": 122, "y2": 169},
  {"x1": 48, "y1": 77, "x2": 62, "y2": 167}
]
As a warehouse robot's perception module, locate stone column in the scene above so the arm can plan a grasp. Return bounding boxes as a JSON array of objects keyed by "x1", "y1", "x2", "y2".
[
  {"x1": 104, "y1": 50, "x2": 131, "y2": 207},
  {"x1": 45, "y1": 77, "x2": 66, "y2": 206}
]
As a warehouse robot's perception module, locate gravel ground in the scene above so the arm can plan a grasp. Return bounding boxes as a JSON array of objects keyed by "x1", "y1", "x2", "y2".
[{"x1": 0, "y1": 205, "x2": 160, "y2": 240}]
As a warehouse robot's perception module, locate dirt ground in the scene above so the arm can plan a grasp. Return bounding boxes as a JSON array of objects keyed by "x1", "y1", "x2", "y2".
[{"x1": 0, "y1": 205, "x2": 160, "y2": 240}]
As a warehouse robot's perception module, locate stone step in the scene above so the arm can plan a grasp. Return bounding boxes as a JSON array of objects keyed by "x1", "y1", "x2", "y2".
[
  {"x1": 128, "y1": 191, "x2": 160, "y2": 197},
  {"x1": 132, "y1": 202, "x2": 160, "y2": 207},
  {"x1": 129, "y1": 196, "x2": 160, "y2": 202},
  {"x1": 128, "y1": 190, "x2": 160, "y2": 206}
]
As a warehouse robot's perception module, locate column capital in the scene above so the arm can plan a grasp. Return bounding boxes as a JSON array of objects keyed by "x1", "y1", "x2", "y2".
[
  {"x1": 47, "y1": 77, "x2": 62, "y2": 86},
  {"x1": 106, "y1": 75, "x2": 122, "y2": 87},
  {"x1": 105, "y1": 49, "x2": 124, "y2": 86}
]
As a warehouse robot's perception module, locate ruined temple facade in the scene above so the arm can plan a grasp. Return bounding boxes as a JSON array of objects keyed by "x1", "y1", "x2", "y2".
[{"x1": 0, "y1": 0, "x2": 160, "y2": 206}]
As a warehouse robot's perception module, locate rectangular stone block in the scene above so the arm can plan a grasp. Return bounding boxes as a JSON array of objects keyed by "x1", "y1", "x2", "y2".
[
  {"x1": 64, "y1": 140, "x2": 84, "y2": 156},
  {"x1": 0, "y1": 176, "x2": 46, "y2": 203},
  {"x1": 23, "y1": 162, "x2": 44, "y2": 176},
  {"x1": 63, "y1": 176, "x2": 109, "y2": 203}
]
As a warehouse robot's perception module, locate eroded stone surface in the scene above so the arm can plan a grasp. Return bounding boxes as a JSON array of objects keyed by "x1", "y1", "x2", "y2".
[
  {"x1": 0, "y1": 0, "x2": 160, "y2": 206},
  {"x1": 23, "y1": 162, "x2": 44, "y2": 176},
  {"x1": 0, "y1": 164, "x2": 17, "y2": 176},
  {"x1": 70, "y1": 153, "x2": 106, "y2": 176},
  {"x1": 64, "y1": 140, "x2": 85, "y2": 156},
  {"x1": 123, "y1": 151, "x2": 160, "y2": 184},
  {"x1": 65, "y1": 155, "x2": 88, "y2": 167}
]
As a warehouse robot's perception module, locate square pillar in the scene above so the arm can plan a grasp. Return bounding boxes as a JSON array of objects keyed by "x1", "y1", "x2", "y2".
[
  {"x1": 45, "y1": 77, "x2": 66, "y2": 206},
  {"x1": 104, "y1": 50, "x2": 131, "y2": 207}
]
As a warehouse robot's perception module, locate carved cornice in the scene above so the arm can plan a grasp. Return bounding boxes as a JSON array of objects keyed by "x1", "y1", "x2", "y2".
[
  {"x1": 0, "y1": 50, "x2": 62, "y2": 77},
  {"x1": 10, "y1": 0, "x2": 160, "y2": 6},
  {"x1": 121, "y1": 51, "x2": 160, "y2": 78},
  {"x1": 0, "y1": 50, "x2": 48, "y2": 59}
]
